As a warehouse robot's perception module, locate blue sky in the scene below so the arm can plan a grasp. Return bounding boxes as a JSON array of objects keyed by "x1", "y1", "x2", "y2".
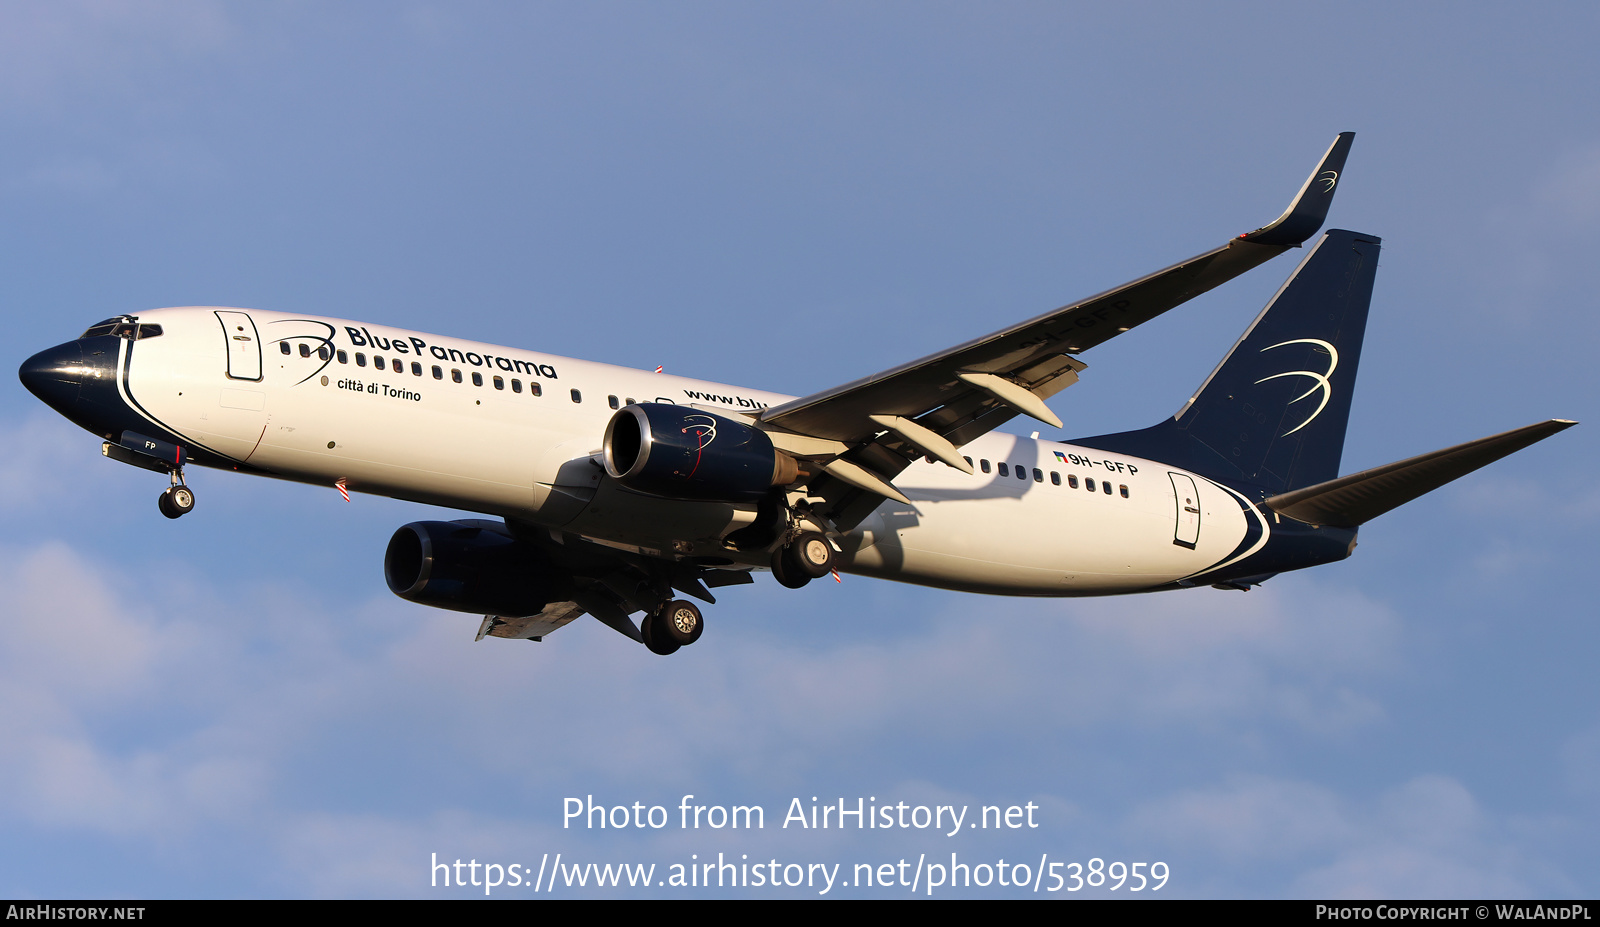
[{"x1": 2, "y1": 2, "x2": 1597, "y2": 898}]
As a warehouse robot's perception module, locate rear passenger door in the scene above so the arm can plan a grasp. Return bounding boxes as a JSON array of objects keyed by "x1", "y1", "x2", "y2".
[{"x1": 1169, "y1": 472, "x2": 1201, "y2": 549}]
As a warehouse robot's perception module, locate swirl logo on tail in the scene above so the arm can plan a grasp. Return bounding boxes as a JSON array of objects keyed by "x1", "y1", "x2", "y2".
[{"x1": 1254, "y1": 339, "x2": 1338, "y2": 436}]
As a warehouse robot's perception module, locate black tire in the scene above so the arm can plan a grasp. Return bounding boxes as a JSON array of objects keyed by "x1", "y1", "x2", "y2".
[
  {"x1": 770, "y1": 547, "x2": 811, "y2": 589},
  {"x1": 158, "y1": 487, "x2": 192, "y2": 519},
  {"x1": 660, "y1": 600, "x2": 703, "y2": 646},
  {"x1": 640, "y1": 611, "x2": 680, "y2": 655},
  {"x1": 786, "y1": 531, "x2": 833, "y2": 579}
]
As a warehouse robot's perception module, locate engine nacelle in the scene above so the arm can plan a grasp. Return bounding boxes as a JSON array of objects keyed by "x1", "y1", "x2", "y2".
[
  {"x1": 603, "y1": 403, "x2": 798, "y2": 503},
  {"x1": 384, "y1": 520, "x2": 559, "y2": 616}
]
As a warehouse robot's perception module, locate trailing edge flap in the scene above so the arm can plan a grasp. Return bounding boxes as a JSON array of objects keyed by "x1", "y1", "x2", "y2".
[
  {"x1": 759, "y1": 135, "x2": 1355, "y2": 518},
  {"x1": 1263, "y1": 419, "x2": 1576, "y2": 527},
  {"x1": 476, "y1": 601, "x2": 587, "y2": 642},
  {"x1": 702, "y1": 570, "x2": 756, "y2": 589},
  {"x1": 574, "y1": 590, "x2": 643, "y2": 642}
]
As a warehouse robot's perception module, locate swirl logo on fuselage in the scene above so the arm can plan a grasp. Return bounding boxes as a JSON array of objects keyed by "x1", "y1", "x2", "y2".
[{"x1": 1254, "y1": 339, "x2": 1338, "y2": 436}]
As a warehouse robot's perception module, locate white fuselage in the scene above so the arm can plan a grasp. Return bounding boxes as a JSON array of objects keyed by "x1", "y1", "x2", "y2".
[{"x1": 121, "y1": 307, "x2": 1261, "y2": 596}]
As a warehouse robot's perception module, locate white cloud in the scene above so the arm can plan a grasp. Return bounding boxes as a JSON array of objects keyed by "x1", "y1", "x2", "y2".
[
  {"x1": 0, "y1": 415, "x2": 127, "y2": 513},
  {"x1": 1128, "y1": 775, "x2": 1355, "y2": 862},
  {"x1": 0, "y1": 526, "x2": 1580, "y2": 897},
  {"x1": 1129, "y1": 774, "x2": 1539, "y2": 898}
]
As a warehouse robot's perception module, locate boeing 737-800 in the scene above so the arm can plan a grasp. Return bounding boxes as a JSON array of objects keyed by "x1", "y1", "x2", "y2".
[{"x1": 19, "y1": 134, "x2": 1574, "y2": 654}]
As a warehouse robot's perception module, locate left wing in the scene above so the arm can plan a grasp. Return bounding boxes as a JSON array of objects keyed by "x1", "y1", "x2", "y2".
[
  {"x1": 448, "y1": 519, "x2": 754, "y2": 643},
  {"x1": 758, "y1": 133, "x2": 1354, "y2": 521}
]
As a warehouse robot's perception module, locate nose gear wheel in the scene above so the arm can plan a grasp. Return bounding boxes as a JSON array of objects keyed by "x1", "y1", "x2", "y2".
[{"x1": 158, "y1": 472, "x2": 196, "y2": 519}]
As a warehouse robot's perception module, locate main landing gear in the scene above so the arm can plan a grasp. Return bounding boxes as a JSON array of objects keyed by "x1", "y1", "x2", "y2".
[
  {"x1": 770, "y1": 530, "x2": 834, "y2": 589},
  {"x1": 157, "y1": 470, "x2": 196, "y2": 519},
  {"x1": 640, "y1": 599, "x2": 704, "y2": 656}
]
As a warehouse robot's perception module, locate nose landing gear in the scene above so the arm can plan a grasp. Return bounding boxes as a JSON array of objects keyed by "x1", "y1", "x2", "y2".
[{"x1": 158, "y1": 471, "x2": 196, "y2": 519}]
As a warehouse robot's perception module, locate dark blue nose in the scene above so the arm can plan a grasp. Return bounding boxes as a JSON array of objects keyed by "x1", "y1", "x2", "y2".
[{"x1": 19, "y1": 340, "x2": 88, "y2": 415}]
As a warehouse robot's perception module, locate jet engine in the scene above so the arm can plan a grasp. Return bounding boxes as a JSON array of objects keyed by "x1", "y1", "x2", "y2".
[
  {"x1": 602, "y1": 403, "x2": 798, "y2": 503},
  {"x1": 384, "y1": 520, "x2": 560, "y2": 616}
]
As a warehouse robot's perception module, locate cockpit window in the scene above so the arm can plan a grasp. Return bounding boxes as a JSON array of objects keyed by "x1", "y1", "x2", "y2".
[
  {"x1": 134, "y1": 324, "x2": 163, "y2": 339},
  {"x1": 81, "y1": 317, "x2": 136, "y2": 339}
]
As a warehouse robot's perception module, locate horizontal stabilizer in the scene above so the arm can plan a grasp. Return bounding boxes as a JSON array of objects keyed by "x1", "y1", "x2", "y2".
[{"x1": 1263, "y1": 419, "x2": 1576, "y2": 527}]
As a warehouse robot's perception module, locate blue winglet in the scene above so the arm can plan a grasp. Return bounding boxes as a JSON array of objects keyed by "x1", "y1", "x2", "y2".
[{"x1": 1239, "y1": 132, "x2": 1355, "y2": 247}]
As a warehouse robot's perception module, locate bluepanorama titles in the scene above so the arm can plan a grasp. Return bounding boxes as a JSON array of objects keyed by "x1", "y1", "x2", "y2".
[{"x1": 344, "y1": 326, "x2": 558, "y2": 379}]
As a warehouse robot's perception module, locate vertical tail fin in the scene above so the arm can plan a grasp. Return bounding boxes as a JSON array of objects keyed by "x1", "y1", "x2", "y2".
[{"x1": 1074, "y1": 229, "x2": 1380, "y2": 494}]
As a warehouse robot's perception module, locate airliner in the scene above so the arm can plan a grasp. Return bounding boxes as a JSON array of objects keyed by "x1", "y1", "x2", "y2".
[{"x1": 19, "y1": 134, "x2": 1574, "y2": 655}]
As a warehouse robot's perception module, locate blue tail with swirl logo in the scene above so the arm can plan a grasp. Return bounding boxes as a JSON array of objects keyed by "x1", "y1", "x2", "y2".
[{"x1": 1073, "y1": 228, "x2": 1381, "y2": 495}]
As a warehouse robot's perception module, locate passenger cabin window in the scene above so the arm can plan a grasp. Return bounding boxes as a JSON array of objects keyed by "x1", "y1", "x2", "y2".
[
  {"x1": 392, "y1": 359, "x2": 402, "y2": 373},
  {"x1": 511, "y1": 379, "x2": 522, "y2": 393},
  {"x1": 411, "y1": 362, "x2": 422, "y2": 376},
  {"x1": 530, "y1": 382, "x2": 542, "y2": 397},
  {"x1": 299, "y1": 344, "x2": 311, "y2": 357},
  {"x1": 608, "y1": 395, "x2": 619, "y2": 410},
  {"x1": 1087, "y1": 478, "x2": 1096, "y2": 492},
  {"x1": 980, "y1": 459, "x2": 991, "y2": 474},
  {"x1": 432, "y1": 366, "x2": 443, "y2": 379},
  {"x1": 1016, "y1": 466, "x2": 1027, "y2": 480},
  {"x1": 1033, "y1": 468, "x2": 1043, "y2": 482},
  {"x1": 471, "y1": 372, "x2": 483, "y2": 386},
  {"x1": 1068, "y1": 475, "x2": 1079, "y2": 489},
  {"x1": 280, "y1": 342, "x2": 292, "y2": 355},
  {"x1": 337, "y1": 350, "x2": 348, "y2": 364},
  {"x1": 493, "y1": 376, "x2": 504, "y2": 390},
  {"x1": 1119, "y1": 484, "x2": 1129, "y2": 498},
  {"x1": 356, "y1": 353, "x2": 367, "y2": 367},
  {"x1": 451, "y1": 369, "x2": 462, "y2": 383},
  {"x1": 998, "y1": 463, "x2": 1008, "y2": 477},
  {"x1": 375, "y1": 355, "x2": 384, "y2": 368},
  {"x1": 1103, "y1": 481, "x2": 1113, "y2": 494},
  {"x1": 318, "y1": 346, "x2": 331, "y2": 361},
  {"x1": 625, "y1": 397, "x2": 636, "y2": 405},
  {"x1": 1050, "y1": 472, "x2": 1061, "y2": 486},
  {"x1": 570, "y1": 389, "x2": 582, "y2": 403}
]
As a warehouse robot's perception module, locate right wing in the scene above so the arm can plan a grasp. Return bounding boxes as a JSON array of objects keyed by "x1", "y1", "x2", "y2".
[{"x1": 756, "y1": 133, "x2": 1356, "y2": 523}]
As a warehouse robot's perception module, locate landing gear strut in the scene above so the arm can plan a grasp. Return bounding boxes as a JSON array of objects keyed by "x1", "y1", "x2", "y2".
[
  {"x1": 641, "y1": 599, "x2": 704, "y2": 656},
  {"x1": 157, "y1": 470, "x2": 195, "y2": 519}
]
